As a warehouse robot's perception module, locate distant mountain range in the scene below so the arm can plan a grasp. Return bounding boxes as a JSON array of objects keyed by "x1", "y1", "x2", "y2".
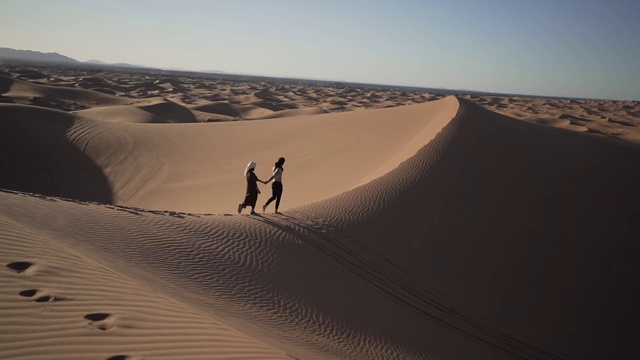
[
  {"x1": 0, "y1": 47, "x2": 147, "y2": 69},
  {"x1": 0, "y1": 47, "x2": 225, "y2": 73},
  {"x1": 0, "y1": 47, "x2": 79, "y2": 63}
]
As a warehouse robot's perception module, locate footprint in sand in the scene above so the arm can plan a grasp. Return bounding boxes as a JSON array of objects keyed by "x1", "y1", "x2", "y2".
[
  {"x1": 85, "y1": 312, "x2": 113, "y2": 331},
  {"x1": 19, "y1": 289, "x2": 65, "y2": 302},
  {"x1": 10, "y1": 262, "x2": 66, "y2": 302},
  {"x1": 6, "y1": 261, "x2": 34, "y2": 274}
]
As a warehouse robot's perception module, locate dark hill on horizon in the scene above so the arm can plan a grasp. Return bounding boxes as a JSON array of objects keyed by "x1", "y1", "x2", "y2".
[
  {"x1": 0, "y1": 47, "x2": 79, "y2": 63},
  {"x1": 0, "y1": 47, "x2": 145, "y2": 69}
]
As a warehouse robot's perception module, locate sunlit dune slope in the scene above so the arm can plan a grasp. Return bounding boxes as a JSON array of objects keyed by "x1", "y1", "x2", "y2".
[
  {"x1": 0, "y1": 211, "x2": 292, "y2": 360},
  {"x1": 0, "y1": 97, "x2": 459, "y2": 213}
]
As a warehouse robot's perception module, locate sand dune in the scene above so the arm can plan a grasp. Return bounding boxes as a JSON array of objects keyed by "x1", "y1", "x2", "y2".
[
  {"x1": 77, "y1": 104, "x2": 170, "y2": 123},
  {"x1": 190, "y1": 101, "x2": 275, "y2": 119},
  {"x1": 253, "y1": 106, "x2": 328, "y2": 119},
  {"x1": 1, "y1": 67, "x2": 436, "y2": 123},
  {"x1": 0, "y1": 104, "x2": 114, "y2": 203},
  {"x1": 1, "y1": 66, "x2": 640, "y2": 359},
  {"x1": 0, "y1": 97, "x2": 459, "y2": 213},
  {"x1": 0, "y1": 74, "x2": 128, "y2": 111},
  {"x1": 301, "y1": 99, "x2": 640, "y2": 359}
]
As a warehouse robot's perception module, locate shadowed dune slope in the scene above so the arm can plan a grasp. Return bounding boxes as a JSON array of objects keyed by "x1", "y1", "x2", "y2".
[
  {"x1": 0, "y1": 104, "x2": 113, "y2": 203},
  {"x1": 0, "y1": 98, "x2": 638, "y2": 359},
  {"x1": 297, "y1": 99, "x2": 640, "y2": 359}
]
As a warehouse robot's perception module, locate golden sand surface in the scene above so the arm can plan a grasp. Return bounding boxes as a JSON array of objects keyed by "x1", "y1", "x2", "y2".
[{"x1": 1, "y1": 65, "x2": 639, "y2": 359}]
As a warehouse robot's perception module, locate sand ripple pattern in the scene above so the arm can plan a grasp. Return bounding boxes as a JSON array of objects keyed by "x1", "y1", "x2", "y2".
[
  {"x1": 0, "y1": 211, "x2": 290, "y2": 360},
  {"x1": 0, "y1": 193, "x2": 427, "y2": 359},
  {"x1": 1, "y1": 95, "x2": 638, "y2": 359},
  {"x1": 0, "y1": 102, "x2": 579, "y2": 359}
]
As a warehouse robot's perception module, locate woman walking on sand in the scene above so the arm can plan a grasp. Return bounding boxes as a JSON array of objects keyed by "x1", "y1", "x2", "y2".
[
  {"x1": 238, "y1": 161, "x2": 264, "y2": 215},
  {"x1": 262, "y1": 157, "x2": 285, "y2": 214}
]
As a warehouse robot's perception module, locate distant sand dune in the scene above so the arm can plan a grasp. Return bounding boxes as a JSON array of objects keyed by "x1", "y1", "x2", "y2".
[
  {"x1": 1, "y1": 74, "x2": 127, "y2": 110},
  {"x1": 465, "y1": 95, "x2": 640, "y2": 143},
  {"x1": 75, "y1": 97, "x2": 206, "y2": 124},
  {"x1": 77, "y1": 104, "x2": 168, "y2": 123},
  {"x1": 136, "y1": 98, "x2": 198, "y2": 123},
  {"x1": 253, "y1": 106, "x2": 328, "y2": 119},
  {"x1": 191, "y1": 100, "x2": 274, "y2": 119}
]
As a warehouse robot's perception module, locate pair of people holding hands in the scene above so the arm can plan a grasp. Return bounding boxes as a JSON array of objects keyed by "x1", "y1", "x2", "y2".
[{"x1": 238, "y1": 157, "x2": 285, "y2": 215}]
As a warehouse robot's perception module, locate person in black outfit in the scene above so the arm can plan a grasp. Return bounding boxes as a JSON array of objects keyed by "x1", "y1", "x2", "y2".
[
  {"x1": 262, "y1": 157, "x2": 285, "y2": 214},
  {"x1": 237, "y1": 161, "x2": 264, "y2": 215}
]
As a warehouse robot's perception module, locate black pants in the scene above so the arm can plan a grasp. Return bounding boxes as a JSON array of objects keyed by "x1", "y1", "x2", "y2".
[{"x1": 265, "y1": 182, "x2": 283, "y2": 210}]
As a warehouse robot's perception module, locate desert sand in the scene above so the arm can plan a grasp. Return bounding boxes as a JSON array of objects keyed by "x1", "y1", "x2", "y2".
[{"x1": 1, "y1": 65, "x2": 639, "y2": 360}]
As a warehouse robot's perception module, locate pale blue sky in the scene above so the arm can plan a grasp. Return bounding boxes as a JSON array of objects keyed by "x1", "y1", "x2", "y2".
[{"x1": 2, "y1": 0, "x2": 639, "y2": 100}]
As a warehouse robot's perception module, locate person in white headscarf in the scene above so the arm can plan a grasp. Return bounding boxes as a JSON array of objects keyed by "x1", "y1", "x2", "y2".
[{"x1": 237, "y1": 161, "x2": 265, "y2": 214}]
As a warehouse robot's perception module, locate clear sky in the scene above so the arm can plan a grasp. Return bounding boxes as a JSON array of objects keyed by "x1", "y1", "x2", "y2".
[{"x1": 2, "y1": 0, "x2": 639, "y2": 100}]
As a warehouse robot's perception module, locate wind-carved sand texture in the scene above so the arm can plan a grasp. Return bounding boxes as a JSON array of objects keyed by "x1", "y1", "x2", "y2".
[{"x1": 1, "y1": 65, "x2": 639, "y2": 360}]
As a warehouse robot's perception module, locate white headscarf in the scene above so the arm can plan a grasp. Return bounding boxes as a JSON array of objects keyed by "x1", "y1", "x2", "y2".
[{"x1": 244, "y1": 161, "x2": 256, "y2": 176}]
